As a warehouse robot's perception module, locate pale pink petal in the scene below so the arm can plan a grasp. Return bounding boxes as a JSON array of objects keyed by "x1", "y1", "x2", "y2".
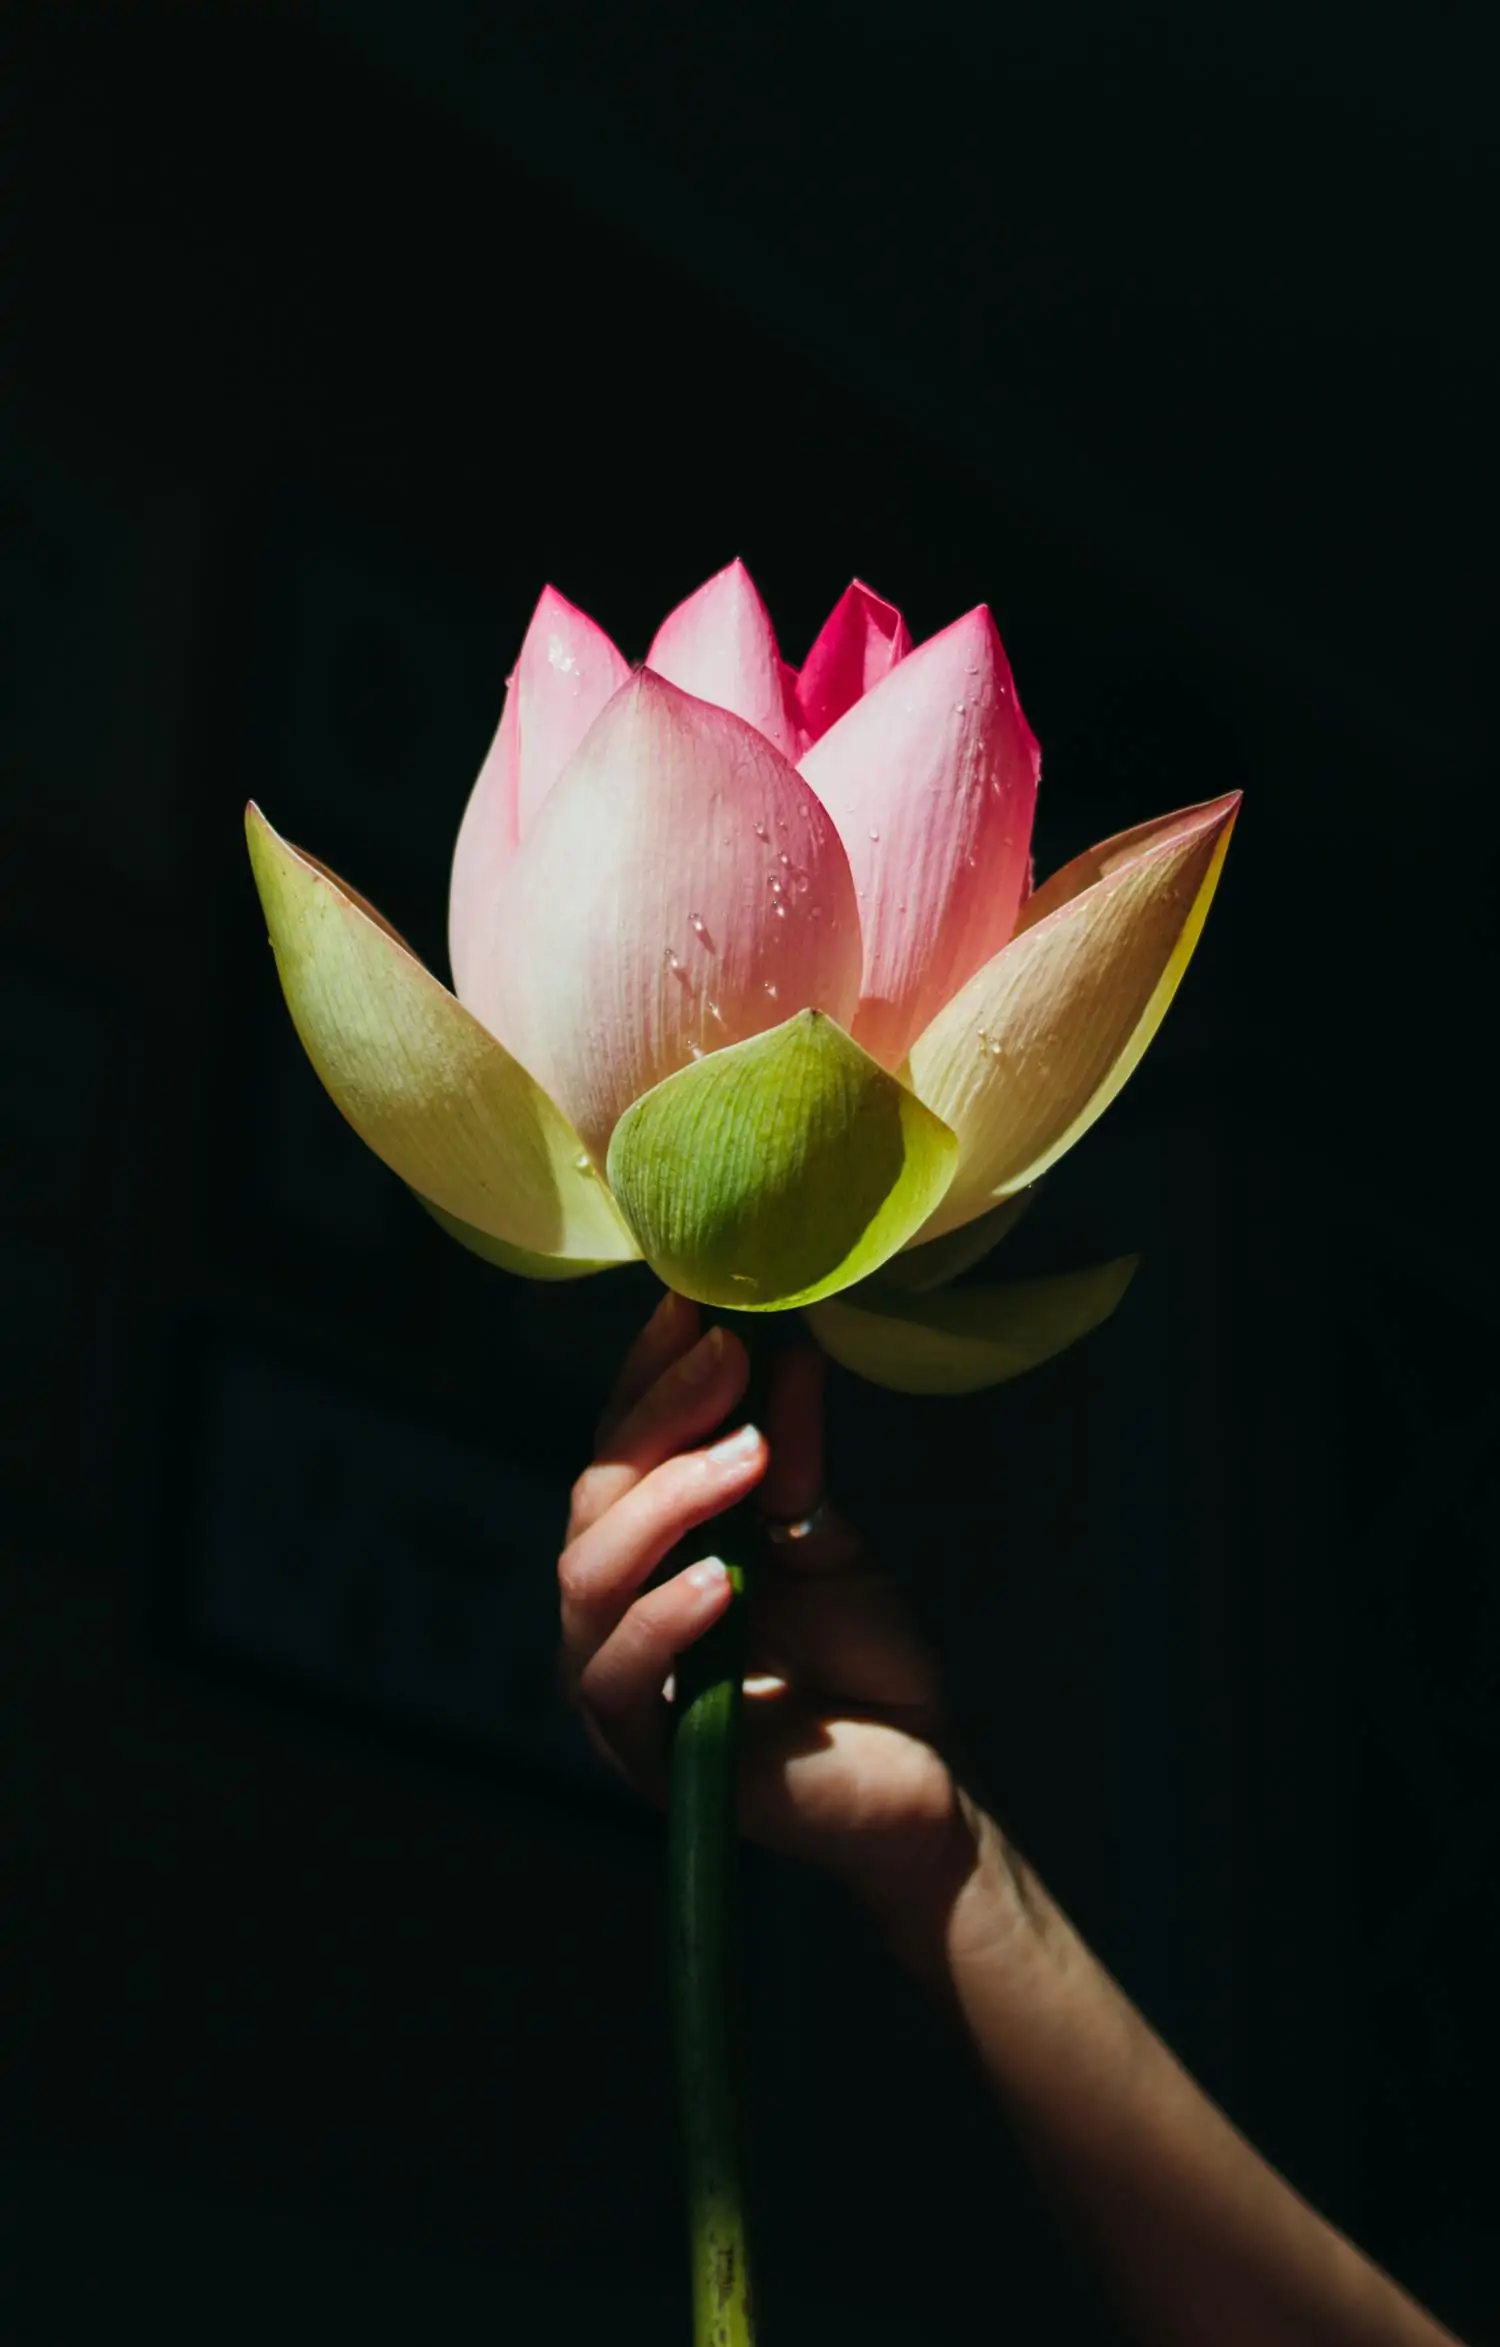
[
  {"x1": 447, "y1": 587, "x2": 628, "y2": 1007},
  {"x1": 473, "y1": 670, "x2": 863, "y2": 1162},
  {"x1": 448, "y1": 681, "x2": 519, "y2": 1002},
  {"x1": 646, "y1": 558, "x2": 798, "y2": 758},
  {"x1": 795, "y1": 580, "x2": 912, "y2": 745},
  {"x1": 512, "y1": 587, "x2": 631, "y2": 838},
  {"x1": 798, "y1": 605, "x2": 1040, "y2": 1070}
]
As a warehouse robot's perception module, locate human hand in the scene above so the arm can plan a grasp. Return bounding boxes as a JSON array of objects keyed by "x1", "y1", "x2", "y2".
[{"x1": 558, "y1": 1290, "x2": 976, "y2": 1910}]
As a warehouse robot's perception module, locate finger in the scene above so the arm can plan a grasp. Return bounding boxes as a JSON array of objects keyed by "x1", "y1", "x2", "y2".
[
  {"x1": 559, "y1": 1422, "x2": 767, "y2": 1669},
  {"x1": 578, "y1": 1557, "x2": 734, "y2": 1788},
  {"x1": 568, "y1": 1324, "x2": 750, "y2": 1541},
  {"x1": 754, "y1": 1347, "x2": 860, "y2": 1574},
  {"x1": 595, "y1": 1289, "x2": 699, "y2": 1447},
  {"x1": 756, "y1": 1345, "x2": 826, "y2": 1523}
]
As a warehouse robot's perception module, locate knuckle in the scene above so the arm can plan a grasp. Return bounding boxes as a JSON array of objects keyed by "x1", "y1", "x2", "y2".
[
  {"x1": 556, "y1": 1545, "x2": 593, "y2": 1610},
  {"x1": 568, "y1": 1464, "x2": 604, "y2": 1527}
]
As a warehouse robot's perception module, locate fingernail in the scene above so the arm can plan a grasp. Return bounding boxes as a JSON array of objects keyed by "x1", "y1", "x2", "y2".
[
  {"x1": 707, "y1": 1422, "x2": 761, "y2": 1468},
  {"x1": 679, "y1": 1326, "x2": 725, "y2": 1385},
  {"x1": 687, "y1": 1556, "x2": 729, "y2": 1592}
]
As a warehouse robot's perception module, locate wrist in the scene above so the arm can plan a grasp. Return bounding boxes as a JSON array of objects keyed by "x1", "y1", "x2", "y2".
[{"x1": 842, "y1": 1779, "x2": 1041, "y2": 1987}]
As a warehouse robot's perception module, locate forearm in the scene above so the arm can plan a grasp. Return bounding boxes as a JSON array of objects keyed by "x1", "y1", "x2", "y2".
[{"x1": 860, "y1": 1796, "x2": 1463, "y2": 2347}]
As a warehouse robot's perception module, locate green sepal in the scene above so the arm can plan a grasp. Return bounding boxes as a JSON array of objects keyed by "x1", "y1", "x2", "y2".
[
  {"x1": 803, "y1": 1256, "x2": 1139, "y2": 1393},
  {"x1": 605, "y1": 1009, "x2": 959, "y2": 1313}
]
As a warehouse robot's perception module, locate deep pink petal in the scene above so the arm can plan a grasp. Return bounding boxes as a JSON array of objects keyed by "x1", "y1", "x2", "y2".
[
  {"x1": 799, "y1": 605, "x2": 1040, "y2": 1070},
  {"x1": 472, "y1": 670, "x2": 863, "y2": 1162},
  {"x1": 646, "y1": 558, "x2": 798, "y2": 758},
  {"x1": 448, "y1": 587, "x2": 628, "y2": 1007},
  {"x1": 795, "y1": 580, "x2": 912, "y2": 745}
]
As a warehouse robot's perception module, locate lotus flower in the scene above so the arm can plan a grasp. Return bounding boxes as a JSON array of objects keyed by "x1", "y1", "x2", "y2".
[
  {"x1": 247, "y1": 560, "x2": 1238, "y2": 1390},
  {"x1": 246, "y1": 558, "x2": 1243, "y2": 2347}
]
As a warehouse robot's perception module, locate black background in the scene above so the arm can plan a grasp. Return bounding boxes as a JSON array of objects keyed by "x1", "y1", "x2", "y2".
[{"x1": 2, "y1": 0, "x2": 1497, "y2": 2338}]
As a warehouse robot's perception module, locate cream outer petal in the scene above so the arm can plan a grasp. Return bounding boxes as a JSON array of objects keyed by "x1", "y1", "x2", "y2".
[
  {"x1": 904, "y1": 793, "x2": 1240, "y2": 1240},
  {"x1": 248, "y1": 805, "x2": 637, "y2": 1264}
]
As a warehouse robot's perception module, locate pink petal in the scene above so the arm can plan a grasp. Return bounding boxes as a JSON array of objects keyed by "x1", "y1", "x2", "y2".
[
  {"x1": 512, "y1": 587, "x2": 631, "y2": 839},
  {"x1": 448, "y1": 680, "x2": 519, "y2": 1002},
  {"x1": 795, "y1": 580, "x2": 912, "y2": 745},
  {"x1": 448, "y1": 587, "x2": 628, "y2": 1008},
  {"x1": 473, "y1": 669, "x2": 863, "y2": 1162},
  {"x1": 798, "y1": 605, "x2": 1040, "y2": 1070},
  {"x1": 646, "y1": 558, "x2": 799, "y2": 759}
]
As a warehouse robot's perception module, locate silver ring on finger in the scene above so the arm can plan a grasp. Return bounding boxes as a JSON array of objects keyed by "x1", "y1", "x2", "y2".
[{"x1": 762, "y1": 1497, "x2": 833, "y2": 1546}]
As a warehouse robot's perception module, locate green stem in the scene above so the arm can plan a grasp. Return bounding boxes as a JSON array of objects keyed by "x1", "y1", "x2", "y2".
[{"x1": 668, "y1": 1525, "x2": 756, "y2": 2346}]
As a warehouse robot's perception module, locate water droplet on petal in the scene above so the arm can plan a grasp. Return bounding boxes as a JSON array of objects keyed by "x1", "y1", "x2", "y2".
[
  {"x1": 762, "y1": 980, "x2": 778, "y2": 999},
  {"x1": 664, "y1": 947, "x2": 680, "y2": 970},
  {"x1": 792, "y1": 870, "x2": 810, "y2": 895},
  {"x1": 706, "y1": 997, "x2": 727, "y2": 1027},
  {"x1": 686, "y1": 1040, "x2": 705, "y2": 1061},
  {"x1": 767, "y1": 874, "x2": 784, "y2": 898},
  {"x1": 753, "y1": 818, "x2": 769, "y2": 840},
  {"x1": 574, "y1": 1151, "x2": 593, "y2": 1173},
  {"x1": 953, "y1": 702, "x2": 966, "y2": 716},
  {"x1": 867, "y1": 827, "x2": 881, "y2": 842},
  {"x1": 987, "y1": 1038, "x2": 1003, "y2": 1059},
  {"x1": 773, "y1": 902, "x2": 787, "y2": 919},
  {"x1": 689, "y1": 913, "x2": 709, "y2": 943}
]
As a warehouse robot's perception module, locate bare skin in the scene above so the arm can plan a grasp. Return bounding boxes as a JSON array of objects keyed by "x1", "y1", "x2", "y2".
[{"x1": 558, "y1": 1292, "x2": 1466, "y2": 2347}]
